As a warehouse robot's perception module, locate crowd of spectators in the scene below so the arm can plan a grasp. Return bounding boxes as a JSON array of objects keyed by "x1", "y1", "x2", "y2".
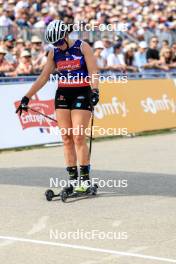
[
  {"x1": 0, "y1": 35, "x2": 47, "y2": 76},
  {"x1": 1, "y1": 34, "x2": 176, "y2": 77},
  {"x1": 0, "y1": 0, "x2": 176, "y2": 76},
  {"x1": 0, "y1": 0, "x2": 176, "y2": 42},
  {"x1": 94, "y1": 36, "x2": 176, "y2": 73}
]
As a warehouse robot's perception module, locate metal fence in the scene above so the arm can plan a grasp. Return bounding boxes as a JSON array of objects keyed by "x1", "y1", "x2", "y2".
[
  {"x1": 1, "y1": 25, "x2": 176, "y2": 45},
  {"x1": 0, "y1": 25, "x2": 122, "y2": 42}
]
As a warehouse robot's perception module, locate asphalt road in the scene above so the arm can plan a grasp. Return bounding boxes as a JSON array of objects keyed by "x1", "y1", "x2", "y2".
[{"x1": 0, "y1": 133, "x2": 176, "y2": 264}]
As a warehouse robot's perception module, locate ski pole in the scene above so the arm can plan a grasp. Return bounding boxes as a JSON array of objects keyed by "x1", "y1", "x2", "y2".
[
  {"x1": 89, "y1": 107, "x2": 94, "y2": 159},
  {"x1": 27, "y1": 106, "x2": 57, "y2": 123},
  {"x1": 27, "y1": 106, "x2": 92, "y2": 140}
]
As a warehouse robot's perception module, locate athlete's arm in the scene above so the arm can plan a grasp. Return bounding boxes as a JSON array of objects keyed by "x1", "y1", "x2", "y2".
[
  {"x1": 81, "y1": 41, "x2": 99, "y2": 90},
  {"x1": 25, "y1": 50, "x2": 55, "y2": 98}
]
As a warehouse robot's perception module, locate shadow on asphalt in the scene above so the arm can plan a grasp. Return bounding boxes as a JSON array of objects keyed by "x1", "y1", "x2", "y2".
[{"x1": 0, "y1": 167, "x2": 176, "y2": 197}]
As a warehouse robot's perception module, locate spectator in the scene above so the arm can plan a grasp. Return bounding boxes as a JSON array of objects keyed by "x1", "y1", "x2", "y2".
[
  {"x1": 13, "y1": 38, "x2": 25, "y2": 59},
  {"x1": 15, "y1": 38, "x2": 25, "y2": 50},
  {"x1": 171, "y1": 42, "x2": 176, "y2": 62},
  {"x1": 4, "y1": 34, "x2": 17, "y2": 65},
  {"x1": 146, "y1": 36, "x2": 162, "y2": 69},
  {"x1": 157, "y1": 24, "x2": 174, "y2": 47},
  {"x1": 146, "y1": 36, "x2": 160, "y2": 62},
  {"x1": 160, "y1": 48, "x2": 176, "y2": 70},
  {"x1": 15, "y1": 50, "x2": 34, "y2": 75},
  {"x1": 8, "y1": 0, "x2": 16, "y2": 14},
  {"x1": 15, "y1": 0, "x2": 29, "y2": 13},
  {"x1": 33, "y1": 7, "x2": 51, "y2": 28},
  {"x1": 122, "y1": 39, "x2": 130, "y2": 52},
  {"x1": 93, "y1": 40, "x2": 107, "y2": 71},
  {"x1": 101, "y1": 37, "x2": 113, "y2": 61},
  {"x1": 0, "y1": 47, "x2": 14, "y2": 76},
  {"x1": 162, "y1": 40, "x2": 169, "y2": 49},
  {"x1": 134, "y1": 41, "x2": 150, "y2": 70},
  {"x1": 32, "y1": 0, "x2": 42, "y2": 12},
  {"x1": 124, "y1": 45, "x2": 138, "y2": 72},
  {"x1": 25, "y1": 40, "x2": 32, "y2": 50},
  {"x1": 107, "y1": 43, "x2": 126, "y2": 72},
  {"x1": 16, "y1": 11, "x2": 30, "y2": 28},
  {"x1": 0, "y1": 8, "x2": 13, "y2": 26},
  {"x1": 31, "y1": 36, "x2": 47, "y2": 73}
]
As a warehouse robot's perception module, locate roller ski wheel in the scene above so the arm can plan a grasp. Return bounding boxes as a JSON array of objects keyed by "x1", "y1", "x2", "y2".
[
  {"x1": 90, "y1": 184, "x2": 98, "y2": 195},
  {"x1": 60, "y1": 190, "x2": 68, "y2": 202},
  {"x1": 45, "y1": 189, "x2": 54, "y2": 201},
  {"x1": 60, "y1": 185, "x2": 74, "y2": 202}
]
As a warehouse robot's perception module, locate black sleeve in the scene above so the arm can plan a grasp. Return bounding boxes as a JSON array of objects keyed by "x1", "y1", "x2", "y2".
[
  {"x1": 146, "y1": 49, "x2": 151, "y2": 61},
  {"x1": 156, "y1": 50, "x2": 160, "y2": 60}
]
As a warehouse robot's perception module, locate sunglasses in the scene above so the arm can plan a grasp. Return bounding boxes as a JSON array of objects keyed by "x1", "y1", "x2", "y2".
[{"x1": 53, "y1": 39, "x2": 65, "y2": 47}]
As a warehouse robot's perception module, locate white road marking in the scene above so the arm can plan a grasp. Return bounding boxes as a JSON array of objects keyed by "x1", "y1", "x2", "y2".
[
  {"x1": 109, "y1": 246, "x2": 149, "y2": 260},
  {"x1": 0, "y1": 235, "x2": 176, "y2": 263}
]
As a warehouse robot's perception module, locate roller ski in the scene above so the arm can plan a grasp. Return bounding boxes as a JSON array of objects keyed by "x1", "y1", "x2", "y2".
[
  {"x1": 45, "y1": 178, "x2": 98, "y2": 203},
  {"x1": 45, "y1": 165, "x2": 98, "y2": 203}
]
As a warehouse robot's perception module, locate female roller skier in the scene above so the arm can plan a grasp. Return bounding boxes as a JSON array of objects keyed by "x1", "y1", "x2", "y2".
[{"x1": 16, "y1": 20, "x2": 99, "y2": 193}]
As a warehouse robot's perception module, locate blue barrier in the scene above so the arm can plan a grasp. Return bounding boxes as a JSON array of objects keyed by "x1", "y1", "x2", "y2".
[{"x1": 0, "y1": 70, "x2": 176, "y2": 84}]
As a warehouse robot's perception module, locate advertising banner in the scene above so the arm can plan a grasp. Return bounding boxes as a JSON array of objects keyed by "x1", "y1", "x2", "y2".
[
  {"x1": 0, "y1": 81, "x2": 61, "y2": 149},
  {"x1": 1, "y1": 79, "x2": 176, "y2": 149},
  {"x1": 93, "y1": 79, "x2": 176, "y2": 136}
]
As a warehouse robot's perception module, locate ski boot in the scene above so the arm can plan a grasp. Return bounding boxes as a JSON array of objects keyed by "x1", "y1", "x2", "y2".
[
  {"x1": 74, "y1": 165, "x2": 98, "y2": 195},
  {"x1": 60, "y1": 166, "x2": 78, "y2": 202}
]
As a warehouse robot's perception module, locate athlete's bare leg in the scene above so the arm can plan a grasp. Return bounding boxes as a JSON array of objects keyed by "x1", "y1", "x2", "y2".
[
  {"x1": 71, "y1": 109, "x2": 91, "y2": 165},
  {"x1": 56, "y1": 109, "x2": 77, "y2": 166}
]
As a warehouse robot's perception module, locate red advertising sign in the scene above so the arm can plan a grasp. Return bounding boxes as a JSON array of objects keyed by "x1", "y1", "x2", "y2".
[{"x1": 14, "y1": 99, "x2": 57, "y2": 130}]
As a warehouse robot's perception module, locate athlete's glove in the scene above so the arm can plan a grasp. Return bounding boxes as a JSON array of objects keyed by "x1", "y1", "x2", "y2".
[
  {"x1": 90, "y1": 88, "x2": 99, "y2": 106},
  {"x1": 16, "y1": 96, "x2": 30, "y2": 116}
]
